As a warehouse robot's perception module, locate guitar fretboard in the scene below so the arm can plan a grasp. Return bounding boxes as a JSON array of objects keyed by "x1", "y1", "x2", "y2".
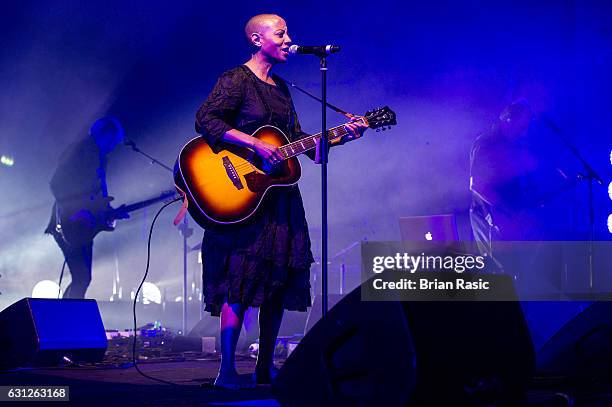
[
  {"x1": 121, "y1": 191, "x2": 177, "y2": 213},
  {"x1": 278, "y1": 118, "x2": 366, "y2": 159}
]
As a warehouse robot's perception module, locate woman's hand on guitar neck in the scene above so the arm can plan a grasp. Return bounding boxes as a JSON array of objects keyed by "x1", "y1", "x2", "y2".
[{"x1": 334, "y1": 116, "x2": 368, "y2": 146}]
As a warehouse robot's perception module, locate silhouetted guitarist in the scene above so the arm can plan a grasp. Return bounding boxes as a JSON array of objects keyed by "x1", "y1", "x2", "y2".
[{"x1": 45, "y1": 117, "x2": 128, "y2": 299}]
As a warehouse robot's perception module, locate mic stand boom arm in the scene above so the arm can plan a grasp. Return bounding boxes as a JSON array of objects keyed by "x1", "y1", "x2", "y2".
[
  {"x1": 541, "y1": 115, "x2": 603, "y2": 289},
  {"x1": 125, "y1": 140, "x2": 174, "y2": 173}
]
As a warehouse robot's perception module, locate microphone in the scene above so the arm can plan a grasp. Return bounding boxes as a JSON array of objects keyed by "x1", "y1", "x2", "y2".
[
  {"x1": 288, "y1": 44, "x2": 341, "y2": 56},
  {"x1": 123, "y1": 138, "x2": 136, "y2": 148}
]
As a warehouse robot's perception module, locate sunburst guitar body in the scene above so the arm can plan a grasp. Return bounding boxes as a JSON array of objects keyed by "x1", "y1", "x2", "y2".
[
  {"x1": 174, "y1": 106, "x2": 397, "y2": 227},
  {"x1": 175, "y1": 125, "x2": 300, "y2": 227}
]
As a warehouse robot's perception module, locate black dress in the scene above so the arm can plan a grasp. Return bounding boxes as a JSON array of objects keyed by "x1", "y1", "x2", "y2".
[{"x1": 195, "y1": 65, "x2": 314, "y2": 316}]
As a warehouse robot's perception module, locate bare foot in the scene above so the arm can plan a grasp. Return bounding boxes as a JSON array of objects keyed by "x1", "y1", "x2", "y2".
[{"x1": 214, "y1": 371, "x2": 255, "y2": 390}]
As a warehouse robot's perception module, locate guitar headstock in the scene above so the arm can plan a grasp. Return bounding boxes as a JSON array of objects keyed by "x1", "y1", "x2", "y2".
[{"x1": 364, "y1": 106, "x2": 397, "y2": 131}]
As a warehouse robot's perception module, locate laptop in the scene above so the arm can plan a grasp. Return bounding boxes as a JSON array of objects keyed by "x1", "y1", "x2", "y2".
[{"x1": 398, "y1": 214, "x2": 460, "y2": 253}]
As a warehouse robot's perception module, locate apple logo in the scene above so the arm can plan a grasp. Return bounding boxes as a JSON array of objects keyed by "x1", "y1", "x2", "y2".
[{"x1": 425, "y1": 232, "x2": 433, "y2": 241}]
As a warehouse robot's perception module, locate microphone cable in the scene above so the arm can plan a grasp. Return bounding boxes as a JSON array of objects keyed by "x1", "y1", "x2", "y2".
[
  {"x1": 131, "y1": 196, "x2": 185, "y2": 386},
  {"x1": 57, "y1": 261, "x2": 66, "y2": 299}
]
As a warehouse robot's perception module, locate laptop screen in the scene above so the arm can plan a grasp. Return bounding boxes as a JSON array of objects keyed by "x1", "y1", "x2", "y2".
[{"x1": 398, "y1": 214, "x2": 459, "y2": 242}]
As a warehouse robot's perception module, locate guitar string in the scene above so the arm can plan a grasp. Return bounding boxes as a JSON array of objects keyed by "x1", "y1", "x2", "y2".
[
  {"x1": 231, "y1": 114, "x2": 372, "y2": 171},
  {"x1": 231, "y1": 124, "x2": 353, "y2": 172},
  {"x1": 230, "y1": 112, "x2": 380, "y2": 172},
  {"x1": 276, "y1": 115, "x2": 368, "y2": 153}
]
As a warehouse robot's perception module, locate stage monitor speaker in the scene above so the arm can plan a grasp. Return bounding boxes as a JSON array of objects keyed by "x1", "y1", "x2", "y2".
[
  {"x1": 538, "y1": 301, "x2": 612, "y2": 381},
  {"x1": 304, "y1": 293, "x2": 344, "y2": 334},
  {"x1": 273, "y1": 275, "x2": 535, "y2": 406},
  {"x1": 0, "y1": 298, "x2": 107, "y2": 368}
]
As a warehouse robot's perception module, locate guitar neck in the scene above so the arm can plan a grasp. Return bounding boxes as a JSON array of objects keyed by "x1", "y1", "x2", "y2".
[
  {"x1": 120, "y1": 192, "x2": 177, "y2": 214},
  {"x1": 278, "y1": 117, "x2": 366, "y2": 159}
]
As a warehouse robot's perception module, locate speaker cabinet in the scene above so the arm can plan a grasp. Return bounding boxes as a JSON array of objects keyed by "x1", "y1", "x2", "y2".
[
  {"x1": 538, "y1": 301, "x2": 612, "y2": 381},
  {"x1": 0, "y1": 298, "x2": 107, "y2": 368},
  {"x1": 273, "y1": 275, "x2": 534, "y2": 406}
]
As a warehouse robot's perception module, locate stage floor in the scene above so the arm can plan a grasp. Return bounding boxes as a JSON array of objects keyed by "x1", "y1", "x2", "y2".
[
  {"x1": 2, "y1": 355, "x2": 611, "y2": 406},
  {"x1": 0, "y1": 356, "x2": 280, "y2": 406}
]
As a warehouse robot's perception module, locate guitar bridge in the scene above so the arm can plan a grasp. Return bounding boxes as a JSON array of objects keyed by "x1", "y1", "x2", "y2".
[{"x1": 222, "y1": 156, "x2": 244, "y2": 190}]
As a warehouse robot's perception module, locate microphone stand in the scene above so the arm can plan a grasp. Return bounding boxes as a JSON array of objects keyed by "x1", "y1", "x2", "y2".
[
  {"x1": 540, "y1": 116, "x2": 604, "y2": 289},
  {"x1": 125, "y1": 139, "x2": 174, "y2": 173},
  {"x1": 125, "y1": 139, "x2": 192, "y2": 334},
  {"x1": 281, "y1": 64, "x2": 354, "y2": 315},
  {"x1": 319, "y1": 56, "x2": 330, "y2": 316}
]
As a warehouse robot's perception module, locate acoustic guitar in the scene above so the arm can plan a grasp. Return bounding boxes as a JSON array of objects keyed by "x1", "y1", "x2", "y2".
[{"x1": 174, "y1": 106, "x2": 396, "y2": 227}]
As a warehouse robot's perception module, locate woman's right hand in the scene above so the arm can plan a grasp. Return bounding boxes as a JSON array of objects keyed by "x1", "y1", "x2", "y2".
[{"x1": 252, "y1": 139, "x2": 284, "y2": 171}]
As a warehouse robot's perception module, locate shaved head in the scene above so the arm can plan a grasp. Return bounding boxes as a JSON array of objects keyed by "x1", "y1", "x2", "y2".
[
  {"x1": 243, "y1": 14, "x2": 291, "y2": 61},
  {"x1": 245, "y1": 14, "x2": 284, "y2": 42}
]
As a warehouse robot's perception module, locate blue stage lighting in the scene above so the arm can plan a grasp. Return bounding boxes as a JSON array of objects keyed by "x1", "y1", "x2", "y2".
[{"x1": 608, "y1": 150, "x2": 612, "y2": 233}]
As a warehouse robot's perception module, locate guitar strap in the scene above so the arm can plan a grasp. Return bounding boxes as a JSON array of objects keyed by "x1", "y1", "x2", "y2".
[
  {"x1": 275, "y1": 74, "x2": 354, "y2": 119},
  {"x1": 173, "y1": 186, "x2": 189, "y2": 226}
]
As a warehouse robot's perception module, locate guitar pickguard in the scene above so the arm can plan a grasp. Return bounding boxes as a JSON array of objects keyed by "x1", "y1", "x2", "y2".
[{"x1": 244, "y1": 171, "x2": 270, "y2": 193}]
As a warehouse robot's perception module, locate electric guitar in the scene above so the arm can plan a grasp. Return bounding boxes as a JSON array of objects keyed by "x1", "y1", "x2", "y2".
[
  {"x1": 52, "y1": 189, "x2": 178, "y2": 247},
  {"x1": 174, "y1": 106, "x2": 397, "y2": 227}
]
